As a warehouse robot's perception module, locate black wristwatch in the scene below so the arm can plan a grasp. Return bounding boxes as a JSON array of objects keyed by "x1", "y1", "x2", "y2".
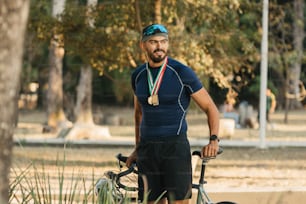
[{"x1": 209, "y1": 135, "x2": 220, "y2": 142}]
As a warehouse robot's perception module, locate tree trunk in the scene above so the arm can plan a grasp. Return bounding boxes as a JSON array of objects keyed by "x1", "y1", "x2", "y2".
[
  {"x1": 134, "y1": 0, "x2": 142, "y2": 33},
  {"x1": 154, "y1": 0, "x2": 162, "y2": 24},
  {"x1": 45, "y1": 0, "x2": 69, "y2": 132},
  {"x1": 134, "y1": 0, "x2": 146, "y2": 62},
  {"x1": 0, "y1": 0, "x2": 29, "y2": 202},
  {"x1": 75, "y1": 65, "x2": 94, "y2": 124},
  {"x1": 46, "y1": 34, "x2": 69, "y2": 131}
]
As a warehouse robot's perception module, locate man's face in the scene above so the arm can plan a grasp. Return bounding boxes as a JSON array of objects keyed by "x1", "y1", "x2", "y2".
[{"x1": 142, "y1": 36, "x2": 169, "y2": 63}]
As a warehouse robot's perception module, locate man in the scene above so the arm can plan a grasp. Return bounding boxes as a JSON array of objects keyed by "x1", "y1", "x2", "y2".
[{"x1": 126, "y1": 24, "x2": 220, "y2": 204}]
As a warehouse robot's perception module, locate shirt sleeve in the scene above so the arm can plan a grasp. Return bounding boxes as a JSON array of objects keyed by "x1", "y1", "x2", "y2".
[{"x1": 181, "y1": 66, "x2": 203, "y2": 95}]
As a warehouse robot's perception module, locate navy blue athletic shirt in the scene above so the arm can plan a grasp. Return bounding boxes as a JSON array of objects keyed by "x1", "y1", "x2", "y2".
[{"x1": 131, "y1": 57, "x2": 203, "y2": 139}]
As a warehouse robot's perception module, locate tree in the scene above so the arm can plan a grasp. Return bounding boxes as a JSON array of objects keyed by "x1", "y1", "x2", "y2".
[
  {"x1": 0, "y1": 0, "x2": 30, "y2": 202},
  {"x1": 45, "y1": 0, "x2": 71, "y2": 132}
]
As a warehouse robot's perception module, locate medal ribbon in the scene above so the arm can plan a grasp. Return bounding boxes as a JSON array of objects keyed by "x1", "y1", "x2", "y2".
[{"x1": 147, "y1": 57, "x2": 168, "y2": 96}]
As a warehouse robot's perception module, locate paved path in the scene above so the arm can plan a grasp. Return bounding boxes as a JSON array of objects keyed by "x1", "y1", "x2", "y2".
[{"x1": 14, "y1": 136, "x2": 306, "y2": 148}]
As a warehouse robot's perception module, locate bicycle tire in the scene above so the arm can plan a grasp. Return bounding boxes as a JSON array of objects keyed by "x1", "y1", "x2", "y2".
[
  {"x1": 216, "y1": 202, "x2": 237, "y2": 204},
  {"x1": 95, "y1": 178, "x2": 124, "y2": 203}
]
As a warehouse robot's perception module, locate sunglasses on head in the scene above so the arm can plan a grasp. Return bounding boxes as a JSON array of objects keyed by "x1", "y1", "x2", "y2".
[{"x1": 142, "y1": 24, "x2": 168, "y2": 37}]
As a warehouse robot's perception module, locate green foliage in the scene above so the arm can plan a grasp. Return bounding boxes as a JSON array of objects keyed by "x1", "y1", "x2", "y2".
[
  {"x1": 112, "y1": 68, "x2": 134, "y2": 105},
  {"x1": 61, "y1": 1, "x2": 139, "y2": 72},
  {"x1": 24, "y1": 0, "x2": 305, "y2": 106},
  {"x1": 10, "y1": 155, "x2": 95, "y2": 204},
  {"x1": 9, "y1": 150, "x2": 151, "y2": 204},
  {"x1": 28, "y1": 1, "x2": 259, "y2": 80},
  {"x1": 268, "y1": 1, "x2": 294, "y2": 72},
  {"x1": 157, "y1": 1, "x2": 261, "y2": 89},
  {"x1": 248, "y1": 76, "x2": 277, "y2": 95},
  {"x1": 28, "y1": 0, "x2": 56, "y2": 42},
  {"x1": 22, "y1": 0, "x2": 54, "y2": 90}
]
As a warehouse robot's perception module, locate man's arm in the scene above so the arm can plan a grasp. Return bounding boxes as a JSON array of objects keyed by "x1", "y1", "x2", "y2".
[
  {"x1": 134, "y1": 95, "x2": 142, "y2": 145},
  {"x1": 191, "y1": 87, "x2": 220, "y2": 157},
  {"x1": 126, "y1": 95, "x2": 142, "y2": 167}
]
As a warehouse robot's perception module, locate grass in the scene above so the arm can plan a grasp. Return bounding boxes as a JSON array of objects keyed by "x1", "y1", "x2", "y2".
[
  {"x1": 10, "y1": 147, "x2": 151, "y2": 204},
  {"x1": 10, "y1": 149, "x2": 98, "y2": 204}
]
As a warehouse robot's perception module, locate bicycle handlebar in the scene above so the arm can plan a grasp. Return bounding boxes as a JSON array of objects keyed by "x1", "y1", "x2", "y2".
[
  {"x1": 116, "y1": 153, "x2": 128, "y2": 163},
  {"x1": 103, "y1": 155, "x2": 138, "y2": 192},
  {"x1": 116, "y1": 153, "x2": 138, "y2": 173},
  {"x1": 113, "y1": 148, "x2": 223, "y2": 192},
  {"x1": 117, "y1": 147, "x2": 223, "y2": 165}
]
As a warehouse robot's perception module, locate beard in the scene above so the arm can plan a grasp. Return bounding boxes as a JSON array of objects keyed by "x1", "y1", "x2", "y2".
[{"x1": 147, "y1": 49, "x2": 167, "y2": 63}]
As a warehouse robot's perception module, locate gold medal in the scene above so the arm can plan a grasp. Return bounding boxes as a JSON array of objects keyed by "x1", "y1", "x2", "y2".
[
  {"x1": 148, "y1": 95, "x2": 159, "y2": 106},
  {"x1": 148, "y1": 96, "x2": 153, "y2": 105},
  {"x1": 152, "y1": 94, "x2": 159, "y2": 106}
]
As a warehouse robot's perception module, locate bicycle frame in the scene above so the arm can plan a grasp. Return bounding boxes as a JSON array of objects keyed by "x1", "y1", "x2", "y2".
[{"x1": 192, "y1": 158, "x2": 213, "y2": 204}]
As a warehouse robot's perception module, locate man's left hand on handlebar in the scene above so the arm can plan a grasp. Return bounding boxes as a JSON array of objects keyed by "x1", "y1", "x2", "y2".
[
  {"x1": 126, "y1": 149, "x2": 137, "y2": 167},
  {"x1": 201, "y1": 140, "x2": 219, "y2": 158}
]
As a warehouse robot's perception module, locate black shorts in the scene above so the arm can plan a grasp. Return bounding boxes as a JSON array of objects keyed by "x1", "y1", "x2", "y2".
[{"x1": 137, "y1": 134, "x2": 192, "y2": 202}]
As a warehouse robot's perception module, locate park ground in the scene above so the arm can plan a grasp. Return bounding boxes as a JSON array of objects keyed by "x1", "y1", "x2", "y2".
[{"x1": 12, "y1": 107, "x2": 306, "y2": 204}]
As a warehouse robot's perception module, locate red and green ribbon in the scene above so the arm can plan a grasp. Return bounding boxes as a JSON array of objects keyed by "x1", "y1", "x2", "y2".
[{"x1": 146, "y1": 57, "x2": 168, "y2": 96}]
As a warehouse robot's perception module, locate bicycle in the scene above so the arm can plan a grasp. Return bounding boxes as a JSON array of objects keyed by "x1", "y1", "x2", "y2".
[{"x1": 95, "y1": 148, "x2": 236, "y2": 204}]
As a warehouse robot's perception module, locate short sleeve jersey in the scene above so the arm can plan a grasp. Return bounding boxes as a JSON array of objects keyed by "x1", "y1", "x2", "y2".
[{"x1": 131, "y1": 57, "x2": 203, "y2": 139}]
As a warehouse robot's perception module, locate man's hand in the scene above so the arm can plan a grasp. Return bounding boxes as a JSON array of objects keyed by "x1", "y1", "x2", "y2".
[
  {"x1": 126, "y1": 149, "x2": 137, "y2": 167},
  {"x1": 201, "y1": 140, "x2": 219, "y2": 158}
]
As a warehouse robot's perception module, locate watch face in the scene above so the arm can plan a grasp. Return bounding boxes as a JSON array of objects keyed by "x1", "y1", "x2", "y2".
[{"x1": 210, "y1": 135, "x2": 218, "y2": 141}]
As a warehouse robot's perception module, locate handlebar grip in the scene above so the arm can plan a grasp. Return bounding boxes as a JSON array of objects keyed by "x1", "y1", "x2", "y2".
[
  {"x1": 116, "y1": 153, "x2": 137, "y2": 173},
  {"x1": 192, "y1": 147, "x2": 223, "y2": 157},
  {"x1": 116, "y1": 153, "x2": 128, "y2": 163}
]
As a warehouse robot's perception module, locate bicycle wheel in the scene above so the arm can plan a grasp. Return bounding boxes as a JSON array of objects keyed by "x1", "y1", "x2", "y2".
[{"x1": 95, "y1": 178, "x2": 124, "y2": 204}]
